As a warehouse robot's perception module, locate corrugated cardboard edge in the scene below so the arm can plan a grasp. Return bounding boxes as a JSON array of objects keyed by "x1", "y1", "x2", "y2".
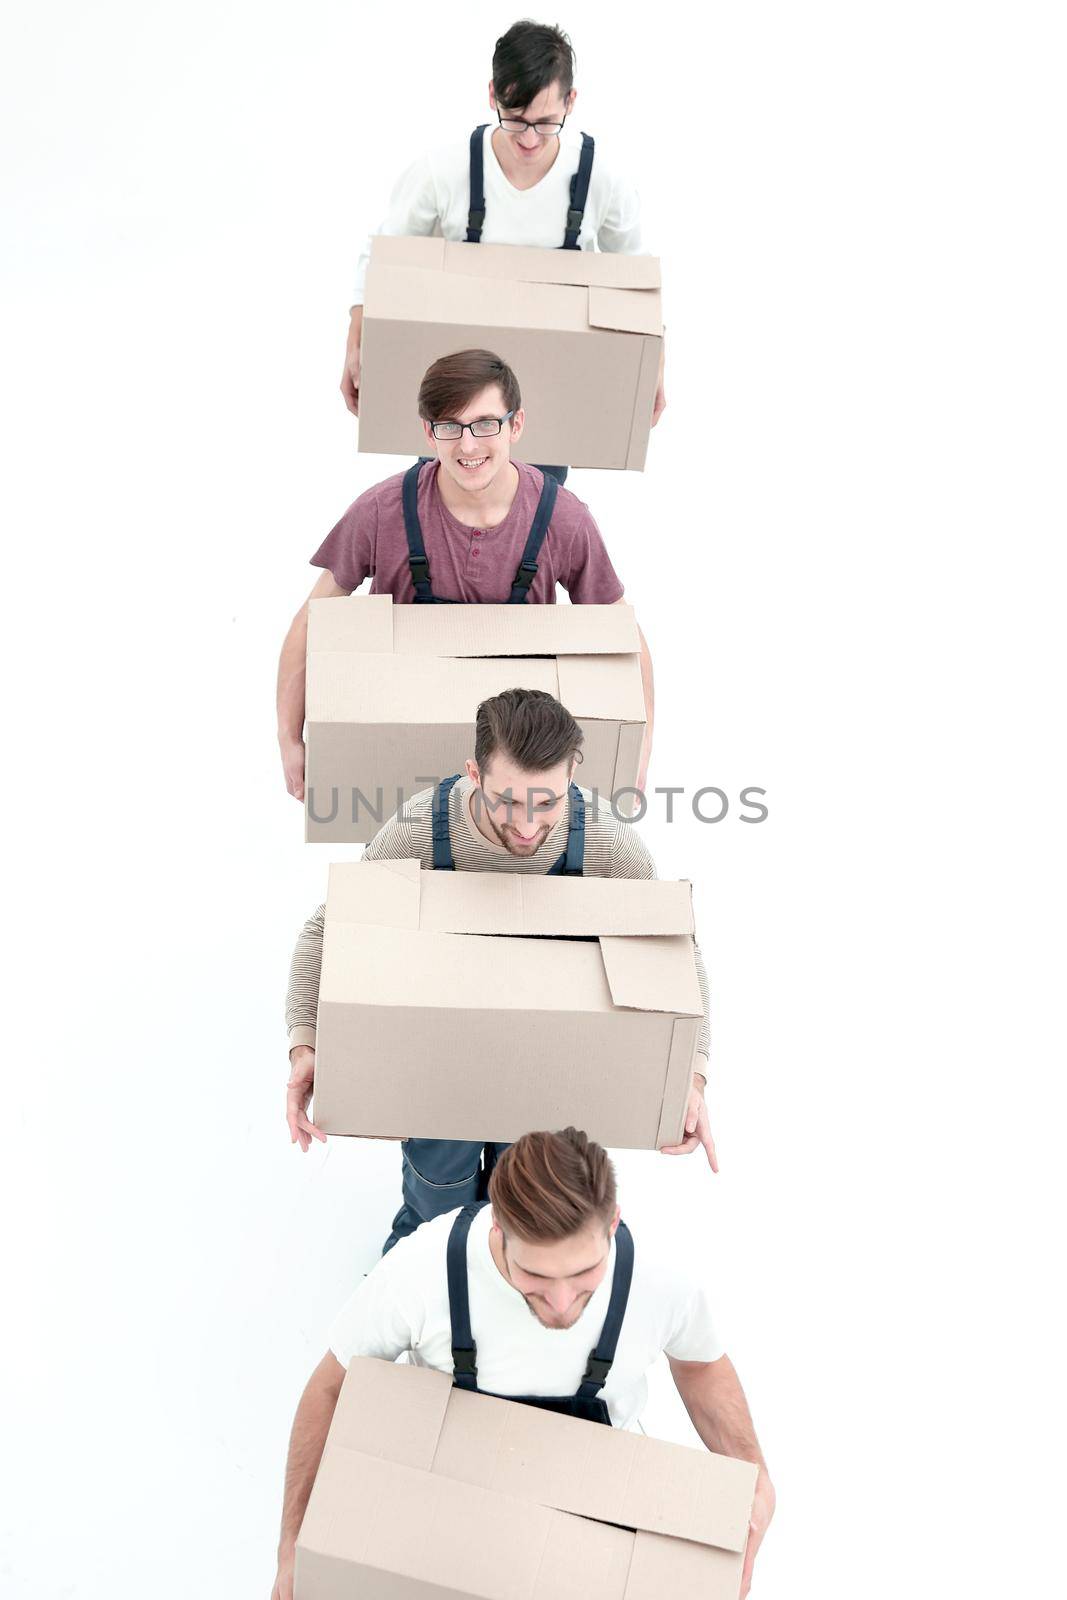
[
  {"x1": 655, "y1": 1018, "x2": 701, "y2": 1147},
  {"x1": 625, "y1": 335, "x2": 663, "y2": 471}
]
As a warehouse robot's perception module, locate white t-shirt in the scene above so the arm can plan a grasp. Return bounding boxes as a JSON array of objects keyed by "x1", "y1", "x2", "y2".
[
  {"x1": 353, "y1": 125, "x2": 645, "y2": 304},
  {"x1": 328, "y1": 1206, "x2": 724, "y2": 1432}
]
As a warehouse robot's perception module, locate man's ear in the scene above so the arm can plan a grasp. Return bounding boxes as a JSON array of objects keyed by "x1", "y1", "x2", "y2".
[
  {"x1": 465, "y1": 758, "x2": 481, "y2": 787},
  {"x1": 509, "y1": 407, "x2": 525, "y2": 444},
  {"x1": 420, "y1": 418, "x2": 438, "y2": 451},
  {"x1": 488, "y1": 81, "x2": 497, "y2": 111},
  {"x1": 607, "y1": 1205, "x2": 621, "y2": 1238},
  {"x1": 565, "y1": 88, "x2": 577, "y2": 114}
]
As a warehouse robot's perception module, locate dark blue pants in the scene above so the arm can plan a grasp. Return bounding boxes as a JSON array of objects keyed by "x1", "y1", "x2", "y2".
[{"x1": 382, "y1": 1139, "x2": 511, "y2": 1253}]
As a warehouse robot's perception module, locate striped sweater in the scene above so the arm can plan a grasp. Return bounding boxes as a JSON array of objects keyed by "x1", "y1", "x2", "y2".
[{"x1": 287, "y1": 778, "x2": 711, "y2": 1062}]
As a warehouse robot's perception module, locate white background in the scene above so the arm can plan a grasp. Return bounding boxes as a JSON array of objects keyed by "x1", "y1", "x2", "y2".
[{"x1": 2, "y1": 2, "x2": 1065, "y2": 1596}]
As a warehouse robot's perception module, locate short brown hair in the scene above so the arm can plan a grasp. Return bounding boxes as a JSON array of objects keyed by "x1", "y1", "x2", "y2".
[
  {"x1": 474, "y1": 688, "x2": 583, "y2": 774},
  {"x1": 417, "y1": 349, "x2": 521, "y2": 422},
  {"x1": 489, "y1": 1128, "x2": 617, "y2": 1242}
]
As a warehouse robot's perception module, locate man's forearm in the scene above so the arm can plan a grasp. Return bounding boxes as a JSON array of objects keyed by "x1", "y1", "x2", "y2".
[
  {"x1": 638, "y1": 622, "x2": 655, "y2": 779},
  {"x1": 277, "y1": 1364, "x2": 342, "y2": 1554},
  {"x1": 672, "y1": 1355, "x2": 767, "y2": 1469},
  {"x1": 286, "y1": 906, "x2": 325, "y2": 1046},
  {"x1": 277, "y1": 605, "x2": 310, "y2": 746}
]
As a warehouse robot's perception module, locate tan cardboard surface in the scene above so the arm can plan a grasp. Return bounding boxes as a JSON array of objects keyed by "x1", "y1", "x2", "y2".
[
  {"x1": 359, "y1": 236, "x2": 662, "y2": 469},
  {"x1": 315, "y1": 867, "x2": 701, "y2": 1145},
  {"x1": 304, "y1": 599, "x2": 646, "y2": 843},
  {"x1": 308, "y1": 595, "x2": 641, "y2": 658},
  {"x1": 295, "y1": 1360, "x2": 756, "y2": 1600},
  {"x1": 370, "y1": 233, "x2": 661, "y2": 290},
  {"x1": 327, "y1": 864, "x2": 694, "y2": 939}
]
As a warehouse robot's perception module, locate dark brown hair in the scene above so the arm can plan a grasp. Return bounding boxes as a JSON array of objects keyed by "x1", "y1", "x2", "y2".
[
  {"x1": 489, "y1": 1128, "x2": 617, "y2": 1241},
  {"x1": 417, "y1": 349, "x2": 521, "y2": 423},
  {"x1": 493, "y1": 21, "x2": 575, "y2": 109},
  {"x1": 474, "y1": 688, "x2": 583, "y2": 775}
]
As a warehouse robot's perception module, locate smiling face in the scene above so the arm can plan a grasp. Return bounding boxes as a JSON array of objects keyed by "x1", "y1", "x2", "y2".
[
  {"x1": 489, "y1": 77, "x2": 577, "y2": 166},
  {"x1": 422, "y1": 382, "x2": 525, "y2": 498},
  {"x1": 491, "y1": 1213, "x2": 618, "y2": 1330},
  {"x1": 466, "y1": 750, "x2": 572, "y2": 857}
]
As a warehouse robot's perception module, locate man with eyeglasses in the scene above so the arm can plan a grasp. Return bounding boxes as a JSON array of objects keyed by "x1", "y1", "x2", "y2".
[
  {"x1": 277, "y1": 349, "x2": 655, "y2": 803},
  {"x1": 340, "y1": 20, "x2": 666, "y2": 435}
]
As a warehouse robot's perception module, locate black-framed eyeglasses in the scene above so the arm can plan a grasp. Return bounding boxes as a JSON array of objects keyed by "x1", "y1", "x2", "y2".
[
  {"x1": 496, "y1": 111, "x2": 568, "y2": 138},
  {"x1": 430, "y1": 410, "x2": 515, "y2": 441}
]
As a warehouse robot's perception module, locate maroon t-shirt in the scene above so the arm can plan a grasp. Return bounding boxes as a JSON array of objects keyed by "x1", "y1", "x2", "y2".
[{"x1": 310, "y1": 461, "x2": 625, "y2": 605}]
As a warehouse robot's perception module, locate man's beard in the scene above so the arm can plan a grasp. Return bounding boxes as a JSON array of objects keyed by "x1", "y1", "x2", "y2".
[
  {"x1": 523, "y1": 1289, "x2": 593, "y2": 1331},
  {"x1": 483, "y1": 804, "x2": 551, "y2": 857}
]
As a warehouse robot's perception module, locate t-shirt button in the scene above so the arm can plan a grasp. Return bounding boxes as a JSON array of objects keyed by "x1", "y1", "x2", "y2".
[{"x1": 472, "y1": 548, "x2": 480, "y2": 557}]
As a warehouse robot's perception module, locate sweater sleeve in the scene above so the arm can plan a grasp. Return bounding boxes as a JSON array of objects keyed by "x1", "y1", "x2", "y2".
[
  {"x1": 353, "y1": 153, "x2": 443, "y2": 305},
  {"x1": 286, "y1": 903, "x2": 325, "y2": 1050}
]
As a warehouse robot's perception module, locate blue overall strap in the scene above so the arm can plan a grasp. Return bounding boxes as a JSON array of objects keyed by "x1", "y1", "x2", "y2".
[
  {"x1": 432, "y1": 774, "x2": 463, "y2": 870},
  {"x1": 507, "y1": 471, "x2": 559, "y2": 603},
  {"x1": 562, "y1": 132, "x2": 595, "y2": 250},
  {"x1": 466, "y1": 125, "x2": 490, "y2": 243},
  {"x1": 573, "y1": 1220, "x2": 634, "y2": 1400},
  {"x1": 402, "y1": 462, "x2": 435, "y2": 603},
  {"x1": 447, "y1": 1202, "x2": 486, "y2": 1389},
  {"x1": 560, "y1": 782, "x2": 585, "y2": 874}
]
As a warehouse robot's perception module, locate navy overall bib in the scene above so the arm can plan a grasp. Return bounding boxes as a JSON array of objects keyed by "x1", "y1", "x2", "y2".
[
  {"x1": 402, "y1": 460, "x2": 558, "y2": 604},
  {"x1": 447, "y1": 1201, "x2": 633, "y2": 1426}
]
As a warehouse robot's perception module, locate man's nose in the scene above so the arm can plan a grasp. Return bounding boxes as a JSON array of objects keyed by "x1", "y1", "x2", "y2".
[{"x1": 544, "y1": 1283, "x2": 575, "y2": 1316}]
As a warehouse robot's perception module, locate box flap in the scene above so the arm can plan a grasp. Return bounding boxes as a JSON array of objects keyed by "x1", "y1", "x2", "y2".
[
  {"x1": 390, "y1": 603, "x2": 641, "y2": 659},
  {"x1": 438, "y1": 238, "x2": 661, "y2": 290},
  {"x1": 326, "y1": 859, "x2": 421, "y2": 929},
  {"x1": 300, "y1": 1445, "x2": 638, "y2": 1599},
  {"x1": 556, "y1": 654, "x2": 647, "y2": 723},
  {"x1": 416, "y1": 872, "x2": 695, "y2": 938},
  {"x1": 432, "y1": 1386, "x2": 757, "y2": 1556},
  {"x1": 307, "y1": 652, "x2": 559, "y2": 722},
  {"x1": 366, "y1": 261, "x2": 593, "y2": 332},
  {"x1": 600, "y1": 934, "x2": 703, "y2": 1016},
  {"x1": 320, "y1": 922, "x2": 615, "y2": 1012},
  {"x1": 307, "y1": 594, "x2": 395, "y2": 654},
  {"x1": 588, "y1": 285, "x2": 664, "y2": 337},
  {"x1": 327, "y1": 1356, "x2": 450, "y2": 1470}
]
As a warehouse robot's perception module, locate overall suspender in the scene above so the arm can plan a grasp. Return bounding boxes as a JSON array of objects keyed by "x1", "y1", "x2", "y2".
[
  {"x1": 466, "y1": 126, "x2": 596, "y2": 250},
  {"x1": 447, "y1": 1201, "x2": 634, "y2": 1399},
  {"x1": 401, "y1": 462, "x2": 559, "y2": 604},
  {"x1": 431, "y1": 777, "x2": 585, "y2": 875},
  {"x1": 431, "y1": 773, "x2": 463, "y2": 870}
]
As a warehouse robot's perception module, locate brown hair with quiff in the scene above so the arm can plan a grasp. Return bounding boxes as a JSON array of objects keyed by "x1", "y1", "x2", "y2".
[
  {"x1": 474, "y1": 687, "x2": 583, "y2": 774},
  {"x1": 417, "y1": 349, "x2": 522, "y2": 422},
  {"x1": 488, "y1": 1128, "x2": 617, "y2": 1242}
]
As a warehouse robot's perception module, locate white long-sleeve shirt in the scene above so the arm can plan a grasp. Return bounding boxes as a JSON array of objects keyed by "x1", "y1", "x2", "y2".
[{"x1": 352, "y1": 125, "x2": 645, "y2": 305}]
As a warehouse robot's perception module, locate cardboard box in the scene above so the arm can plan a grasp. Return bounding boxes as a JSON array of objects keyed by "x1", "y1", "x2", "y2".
[
  {"x1": 314, "y1": 860, "x2": 702, "y2": 1148},
  {"x1": 295, "y1": 1357, "x2": 758, "y2": 1600},
  {"x1": 358, "y1": 235, "x2": 663, "y2": 470},
  {"x1": 305, "y1": 595, "x2": 646, "y2": 844}
]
